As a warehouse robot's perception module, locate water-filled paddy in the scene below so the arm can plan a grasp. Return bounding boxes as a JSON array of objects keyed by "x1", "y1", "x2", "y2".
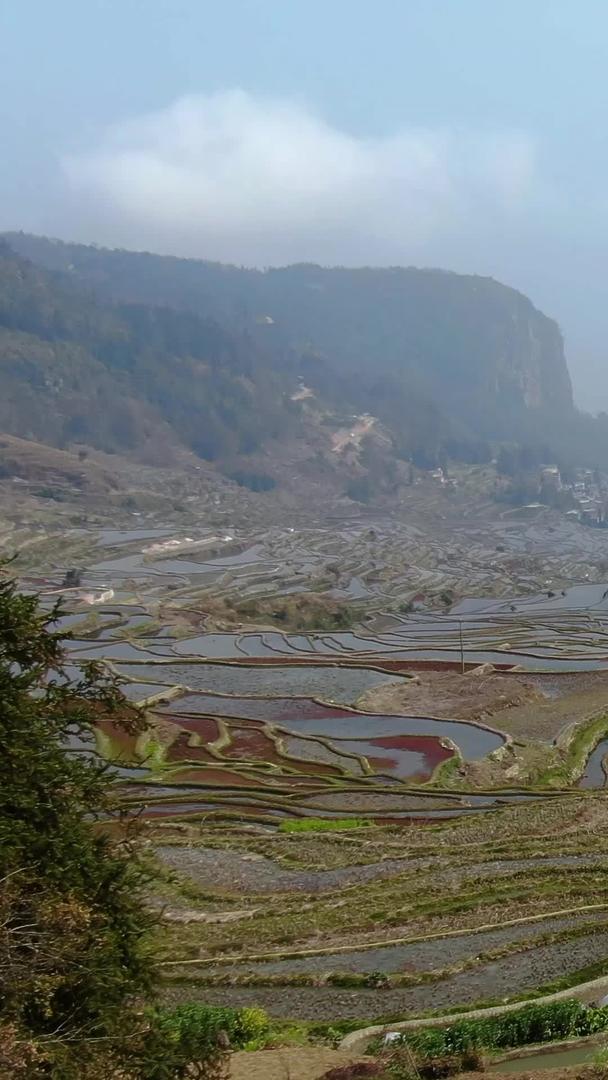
[
  {"x1": 279, "y1": 736, "x2": 368, "y2": 775},
  {"x1": 60, "y1": 561, "x2": 608, "y2": 824},
  {"x1": 62, "y1": 570, "x2": 608, "y2": 674},
  {"x1": 119, "y1": 682, "x2": 173, "y2": 701},
  {"x1": 268, "y1": 711, "x2": 502, "y2": 761},
  {"x1": 489, "y1": 1046, "x2": 600, "y2": 1072},
  {"x1": 580, "y1": 739, "x2": 608, "y2": 788},
  {"x1": 114, "y1": 663, "x2": 407, "y2": 703},
  {"x1": 96, "y1": 528, "x2": 173, "y2": 546},
  {"x1": 325, "y1": 734, "x2": 453, "y2": 779}
]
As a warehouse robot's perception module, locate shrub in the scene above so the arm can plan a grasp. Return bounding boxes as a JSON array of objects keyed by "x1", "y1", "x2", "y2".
[
  {"x1": 137, "y1": 1003, "x2": 271, "y2": 1076},
  {"x1": 327, "y1": 974, "x2": 368, "y2": 989},
  {"x1": 141, "y1": 1002, "x2": 269, "y2": 1062},
  {"x1": 394, "y1": 1000, "x2": 608, "y2": 1061},
  {"x1": 235, "y1": 1006, "x2": 271, "y2": 1047},
  {"x1": 227, "y1": 470, "x2": 276, "y2": 492},
  {"x1": 0, "y1": 570, "x2": 153, "y2": 1076},
  {"x1": 134, "y1": 1005, "x2": 231, "y2": 1079},
  {"x1": 367, "y1": 971, "x2": 390, "y2": 989}
]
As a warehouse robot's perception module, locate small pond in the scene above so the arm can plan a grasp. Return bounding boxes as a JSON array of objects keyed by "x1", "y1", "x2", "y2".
[
  {"x1": 579, "y1": 740, "x2": 608, "y2": 788},
  {"x1": 490, "y1": 1043, "x2": 601, "y2": 1072}
]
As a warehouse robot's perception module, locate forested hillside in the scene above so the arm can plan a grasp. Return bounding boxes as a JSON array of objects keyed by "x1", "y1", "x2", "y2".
[
  {"x1": 5, "y1": 233, "x2": 574, "y2": 435},
  {"x1": 3, "y1": 233, "x2": 608, "y2": 476},
  {"x1": 0, "y1": 241, "x2": 295, "y2": 461}
]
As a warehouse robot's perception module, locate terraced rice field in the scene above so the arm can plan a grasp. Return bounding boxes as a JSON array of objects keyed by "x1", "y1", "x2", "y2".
[
  {"x1": 27, "y1": 522, "x2": 608, "y2": 1029},
  {"x1": 38, "y1": 532, "x2": 608, "y2": 823},
  {"x1": 152, "y1": 794, "x2": 608, "y2": 1021}
]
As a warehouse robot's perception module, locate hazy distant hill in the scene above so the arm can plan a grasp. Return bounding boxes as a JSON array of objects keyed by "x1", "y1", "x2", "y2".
[
  {"x1": 5, "y1": 232, "x2": 605, "y2": 486},
  {"x1": 5, "y1": 233, "x2": 574, "y2": 441},
  {"x1": 0, "y1": 240, "x2": 294, "y2": 464}
]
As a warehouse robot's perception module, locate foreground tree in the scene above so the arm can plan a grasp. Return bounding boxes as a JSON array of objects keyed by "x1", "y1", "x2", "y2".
[
  {"x1": 0, "y1": 570, "x2": 235, "y2": 1078},
  {"x1": 0, "y1": 569, "x2": 156, "y2": 1076}
]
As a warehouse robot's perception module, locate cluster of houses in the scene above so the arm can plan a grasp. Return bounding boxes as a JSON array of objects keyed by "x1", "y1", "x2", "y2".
[
  {"x1": 429, "y1": 467, "x2": 458, "y2": 490},
  {"x1": 541, "y1": 466, "x2": 608, "y2": 525}
]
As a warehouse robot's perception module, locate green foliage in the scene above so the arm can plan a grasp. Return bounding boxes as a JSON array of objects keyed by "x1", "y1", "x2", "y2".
[
  {"x1": 139, "y1": 1006, "x2": 229, "y2": 1079},
  {"x1": 142, "y1": 732, "x2": 168, "y2": 772},
  {"x1": 593, "y1": 1046, "x2": 608, "y2": 1070},
  {"x1": 4, "y1": 231, "x2": 594, "y2": 477},
  {"x1": 0, "y1": 569, "x2": 152, "y2": 1076},
  {"x1": 238, "y1": 1006, "x2": 271, "y2": 1044},
  {"x1": 278, "y1": 817, "x2": 372, "y2": 833},
  {"x1": 0, "y1": 243, "x2": 293, "y2": 462},
  {"x1": 135, "y1": 1004, "x2": 269, "y2": 1078},
  {"x1": 346, "y1": 476, "x2": 374, "y2": 503},
  {"x1": 389, "y1": 1000, "x2": 608, "y2": 1059},
  {"x1": 235, "y1": 592, "x2": 357, "y2": 632},
  {"x1": 308, "y1": 1019, "x2": 369, "y2": 1047},
  {"x1": 226, "y1": 470, "x2": 276, "y2": 492}
]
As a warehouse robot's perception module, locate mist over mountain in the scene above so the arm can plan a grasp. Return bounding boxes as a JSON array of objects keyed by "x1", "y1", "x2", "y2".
[{"x1": 2, "y1": 232, "x2": 607, "y2": 487}]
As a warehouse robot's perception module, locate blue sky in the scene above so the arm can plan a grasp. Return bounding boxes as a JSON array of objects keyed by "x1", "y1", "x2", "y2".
[{"x1": 2, "y1": 0, "x2": 608, "y2": 407}]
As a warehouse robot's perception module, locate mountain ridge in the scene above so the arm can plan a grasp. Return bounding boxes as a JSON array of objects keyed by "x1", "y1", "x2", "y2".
[
  {"x1": 4, "y1": 232, "x2": 573, "y2": 431},
  {"x1": 1, "y1": 232, "x2": 598, "y2": 490}
]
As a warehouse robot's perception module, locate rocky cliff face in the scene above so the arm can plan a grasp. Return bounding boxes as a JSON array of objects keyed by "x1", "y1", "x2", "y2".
[
  {"x1": 250, "y1": 265, "x2": 574, "y2": 425},
  {"x1": 490, "y1": 292, "x2": 572, "y2": 414}
]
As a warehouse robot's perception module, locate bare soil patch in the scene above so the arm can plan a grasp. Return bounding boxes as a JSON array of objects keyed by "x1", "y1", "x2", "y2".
[
  {"x1": 487, "y1": 680, "x2": 608, "y2": 741},
  {"x1": 461, "y1": 1068, "x2": 598, "y2": 1080},
  {"x1": 356, "y1": 670, "x2": 543, "y2": 725},
  {"x1": 357, "y1": 669, "x2": 608, "y2": 742},
  {"x1": 229, "y1": 1047, "x2": 371, "y2": 1079}
]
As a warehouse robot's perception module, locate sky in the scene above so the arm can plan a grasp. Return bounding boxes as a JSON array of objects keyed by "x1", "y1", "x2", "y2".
[{"x1": 1, "y1": 0, "x2": 608, "y2": 409}]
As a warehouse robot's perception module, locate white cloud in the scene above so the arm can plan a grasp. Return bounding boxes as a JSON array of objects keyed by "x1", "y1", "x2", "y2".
[{"x1": 62, "y1": 89, "x2": 540, "y2": 265}]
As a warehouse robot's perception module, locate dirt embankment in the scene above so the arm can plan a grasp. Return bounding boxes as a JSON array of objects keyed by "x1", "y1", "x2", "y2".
[
  {"x1": 356, "y1": 669, "x2": 543, "y2": 724},
  {"x1": 487, "y1": 675, "x2": 608, "y2": 741},
  {"x1": 231, "y1": 1053, "x2": 599, "y2": 1080},
  {"x1": 229, "y1": 1047, "x2": 368, "y2": 1079},
  {"x1": 356, "y1": 669, "x2": 608, "y2": 742},
  {"x1": 461, "y1": 1068, "x2": 600, "y2": 1080}
]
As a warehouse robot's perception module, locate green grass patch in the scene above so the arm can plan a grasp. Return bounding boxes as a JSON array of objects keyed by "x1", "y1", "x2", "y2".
[
  {"x1": 426, "y1": 750, "x2": 463, "y2": 788},
  {"x1": 536, "y1": 713, "x2": 608, "y2": 787},
  {"x1": 278, "y1": 817, "x2": 373, "y2": 834}
]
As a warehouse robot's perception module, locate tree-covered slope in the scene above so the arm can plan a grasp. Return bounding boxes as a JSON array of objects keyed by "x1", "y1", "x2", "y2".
[
  {"x1": 10, "y1": 234, "x2": 608, "y2": 480},
  {"x1": 5, "y1": 233, "x2": 574, "y2": 442},
  {"x1": 0, "y1": 241, "x2": 296, "y2": 460}
]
